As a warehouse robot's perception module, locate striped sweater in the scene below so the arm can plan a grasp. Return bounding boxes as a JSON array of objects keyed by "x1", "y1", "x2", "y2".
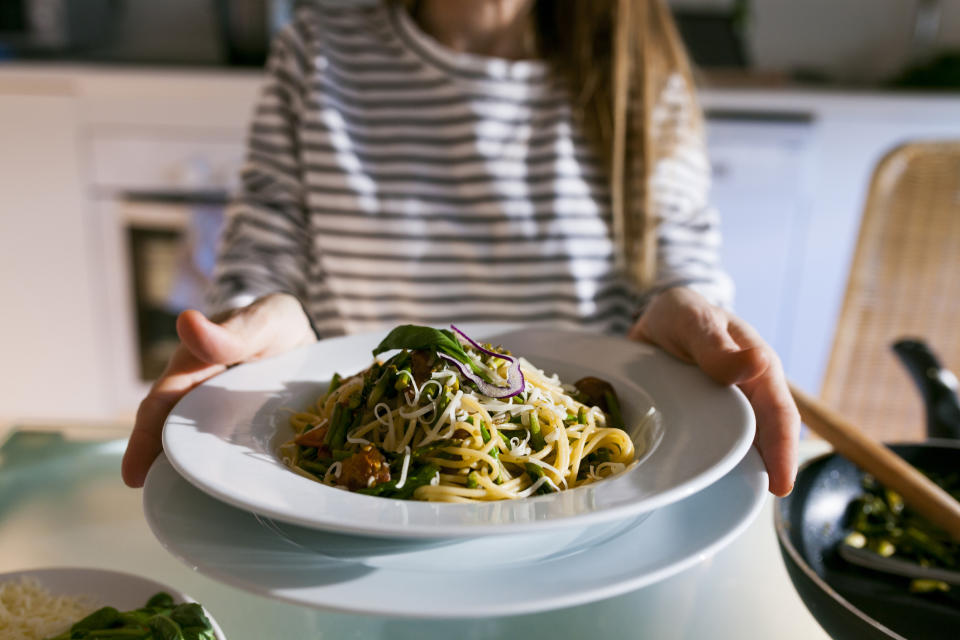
[{"x1": 210, "y1": 0, "x2": 733, "y2": 337}]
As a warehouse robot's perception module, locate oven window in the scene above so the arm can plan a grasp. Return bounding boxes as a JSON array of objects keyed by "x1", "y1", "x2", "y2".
[
  {"x1": 128, "y1": 227, "x2": 181, "y2": 380},
  {"x1": 126, "y1": 206, "x2": 223, "y2": 381}
]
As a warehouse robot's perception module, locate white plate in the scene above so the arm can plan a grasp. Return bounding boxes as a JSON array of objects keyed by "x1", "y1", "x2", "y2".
[
  {"x1": 0, "y1": 567, "x2": 226, "y2": 639},
  {"x1": 144, "y1": 449, "x2": 768, "y2": 618},
  {"x1": 162, "y1": 325, "x2": 755, "y2": 538}
]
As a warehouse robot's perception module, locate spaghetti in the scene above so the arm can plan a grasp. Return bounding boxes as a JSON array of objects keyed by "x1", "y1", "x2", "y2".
[{"x1": 279, "y1": 325, "x2": 638, "y2": 502}]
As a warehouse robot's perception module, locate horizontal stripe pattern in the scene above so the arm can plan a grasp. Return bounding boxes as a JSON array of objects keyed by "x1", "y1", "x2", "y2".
[{"x1": 210, "y1": 1, "x2": 733, "y2": 338}]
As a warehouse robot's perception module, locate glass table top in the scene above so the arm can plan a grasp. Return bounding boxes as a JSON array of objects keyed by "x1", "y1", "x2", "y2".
[{"x1": 0, "y1": 429, "x2": 829, "y2": 639}]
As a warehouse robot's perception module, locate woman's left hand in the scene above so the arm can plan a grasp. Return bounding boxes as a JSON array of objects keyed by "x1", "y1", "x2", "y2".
[{"x1": 629, "y1": 287, "x2": 800, "y2": 496}]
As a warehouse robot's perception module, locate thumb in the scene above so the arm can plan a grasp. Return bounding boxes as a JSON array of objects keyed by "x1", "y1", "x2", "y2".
[
  {"x1": 687, "y1": 319, "x2": 769, "y2": 386},
  {"x1": 176, "y1": 308, "x2": 264, "y2": 365}
]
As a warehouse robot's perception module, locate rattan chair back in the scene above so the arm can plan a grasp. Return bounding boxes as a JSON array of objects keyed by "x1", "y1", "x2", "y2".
[{"x1": 820, "y1": 141, "x2": 960, "y2": 441}]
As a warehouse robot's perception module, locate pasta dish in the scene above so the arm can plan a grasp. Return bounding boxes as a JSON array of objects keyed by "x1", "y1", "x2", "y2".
[{"x1": 279, "y1": 325, "x2": 638, "y2": 502}]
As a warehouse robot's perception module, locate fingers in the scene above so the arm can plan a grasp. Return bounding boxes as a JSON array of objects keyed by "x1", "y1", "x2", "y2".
[
  {"x1": 671, "y1": 303, "x2": 768, "y2": 387},
  {"x1": 121, "y1": 346, "x2": 226, "y2": 487},
  {"x1": 178, "y1": 294, "x2": 315, "y2": 366},
  {"x1": 737, "y1": 364, "x2": 800, "y2": 496},
  {"x1": 177, "y1": 308, "x2": 260, "y2": 366},
  {"x1": 122, "y1": 293, "x2": 315, "y2": 488},
  {"x1": 723, "y1": 316, "x2": 799, "y2": 495},
  {"x1": 631, "y1": 288, "x2": 799, "y2": 496}
]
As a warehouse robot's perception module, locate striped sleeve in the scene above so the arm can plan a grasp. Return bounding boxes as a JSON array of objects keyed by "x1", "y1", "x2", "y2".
[
  {"x1": 207, "y1": 21, "x2": 314, "y2": 314},
  {"x1": 644, "y1": 74, "x2": 735, "y2": 310}
]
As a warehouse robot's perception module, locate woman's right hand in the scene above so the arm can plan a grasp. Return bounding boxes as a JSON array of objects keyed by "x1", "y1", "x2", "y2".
[{"x1": 121, "y1": 292, "x2": 317, "y2": 487}]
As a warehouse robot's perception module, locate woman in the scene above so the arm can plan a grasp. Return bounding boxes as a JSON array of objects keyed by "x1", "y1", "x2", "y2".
[{"x1": 122, "y1": 0, "x2": 799, "y2": 496}]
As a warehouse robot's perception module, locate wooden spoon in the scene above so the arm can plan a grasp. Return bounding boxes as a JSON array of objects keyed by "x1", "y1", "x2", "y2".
[{"x1": 789, "y1": 382, "x2": 960, "y2": 542}]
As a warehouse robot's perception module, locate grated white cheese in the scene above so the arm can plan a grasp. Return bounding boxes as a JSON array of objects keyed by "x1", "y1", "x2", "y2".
[
  {"x1": 0, "y1": 577, "x2": 95, "y2": 640},
  {"x1": 430, "y1": 370, "x2": 457, "y2": 385},
  {"x1": 398, "y1": 403, "x2": 436, "y2": 420},
  {"x1": 524, "y1": 457, "x2": 568, "y2": 488},
  {"x1": 509, "y1": 435, "x2": 531, "y2": 457},
  {"x1": 515, "y1": 475, "x2": 559, "y2": 498},
  {"x1": 324, "y1": 461, "x2": 343, "y2": 484},
  {"x1": 346, "y1": 432, "x2": 371, "y2": 446},
  {"x1": 394, "y1": 446, "x2": 412, "y2": 489}
]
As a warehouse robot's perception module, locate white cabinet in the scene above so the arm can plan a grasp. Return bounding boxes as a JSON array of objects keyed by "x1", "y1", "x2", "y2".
[
  {"x1": 0, "y1": 67, "x2": 258, "y2": 426},
  {"x1": 704, "y1": 91, "x2": 960, "y2": 394},
  {"x1": 0, "y1": 83, "x2": 108, "y2": 421},
  {"x1": 707, "y1": 115, "x2": 815, "y2": 380}
]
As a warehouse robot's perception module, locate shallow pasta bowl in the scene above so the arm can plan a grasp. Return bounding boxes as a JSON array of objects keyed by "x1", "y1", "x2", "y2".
[{"x1": 161, "y1": 324, "x2": 755, "y2": 539}]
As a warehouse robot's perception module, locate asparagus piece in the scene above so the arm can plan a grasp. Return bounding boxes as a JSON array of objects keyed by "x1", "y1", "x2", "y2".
[
  {"x1": 321, "y1": 373, "x2": 342, "y2": 403},
  {"x1": 466, "y1": 471, "x2": 481, "y2": 489},
  {"x1": 603, "y1": 390, "x2": 625, "y2": 430},
  {"x1": 358, "y1": 463, "x2": 440, "y2": 498},
  {"x1": 528, "y1": 412, "x2": 546, "y2": 451},
  {"x1": 577, "y1": 406, "x2": 588, "y2": 424},
  {"x1": 366, "y1": 366, "x2": 395, "y2": 407}
]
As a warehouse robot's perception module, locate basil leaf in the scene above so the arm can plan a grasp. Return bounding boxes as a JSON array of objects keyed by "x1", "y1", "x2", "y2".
[{"x1": 372, "y1": 325, "x2": 471, "y2": 364}]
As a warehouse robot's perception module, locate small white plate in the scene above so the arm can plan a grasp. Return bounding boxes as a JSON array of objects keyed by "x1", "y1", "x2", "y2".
[
  {"x1": 0, "y1": 567, "x2": 226, "y2": 638},
  {"x1": 144, "y1": 449, "x2": 768, "y2": 618},
  {"x1": 162, "y1": 325, "x2": 755, "y2": 538}
]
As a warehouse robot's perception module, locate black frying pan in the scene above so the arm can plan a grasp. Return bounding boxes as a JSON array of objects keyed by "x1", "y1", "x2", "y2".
[{"x1": 775, "y1": 340, "x2": 960, "y2": 640}]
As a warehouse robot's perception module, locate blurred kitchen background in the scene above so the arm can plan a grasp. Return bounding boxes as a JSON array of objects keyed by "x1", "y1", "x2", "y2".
[{"x1": 1, "y1": 0, "x2": 959, "y2": 432}]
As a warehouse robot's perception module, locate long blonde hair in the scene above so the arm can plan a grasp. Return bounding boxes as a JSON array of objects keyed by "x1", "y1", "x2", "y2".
[{"x1": 401, "y1": 0, "x2": 701, "y2": 290}]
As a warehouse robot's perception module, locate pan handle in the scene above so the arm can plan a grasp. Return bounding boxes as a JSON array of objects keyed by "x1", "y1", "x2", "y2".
[{"x1": 891, "y1": 338, "x2": 960, "y2": 441}]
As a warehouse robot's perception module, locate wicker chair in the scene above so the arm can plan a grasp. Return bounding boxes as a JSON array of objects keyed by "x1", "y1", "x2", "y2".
[{"x1": 820, "y1": 141, "x2": 960, "y2": 442}]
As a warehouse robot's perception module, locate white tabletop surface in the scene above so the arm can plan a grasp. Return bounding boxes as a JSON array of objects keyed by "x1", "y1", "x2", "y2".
[{"x1": 0, "y1": 430, "x2": 831, "y2": 639}]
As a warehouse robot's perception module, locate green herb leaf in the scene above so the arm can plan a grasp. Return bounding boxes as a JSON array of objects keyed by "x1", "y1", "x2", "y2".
[{"x1": 372, "y1": 325, "x2": 486, "y2": 376}]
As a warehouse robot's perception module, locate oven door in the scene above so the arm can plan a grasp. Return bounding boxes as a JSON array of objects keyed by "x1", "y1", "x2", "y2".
[{"x1": 95, "y1": 193, "x2": 226, "y2": 409}]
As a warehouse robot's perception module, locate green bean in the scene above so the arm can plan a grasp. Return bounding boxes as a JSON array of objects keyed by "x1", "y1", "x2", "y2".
[
  {"x1": 323, "y1": 403, "x2": 344, "y2": 447},
  {"x1": 603, "y1": 390, "x2": 625, "y2": 430},
  {"x1": 358, "y1": 463, "x2": 440, "y2": 498},
  {"x1": 466, "y1": 471, "x2": 481, "y2": 489},
  {"x1": 528, "y1": 412, "x2": 545, "y2": 451},
  {"x1": 577, "y1": 406, "x2": 588, "y2": 424},
  {"x1": 395, "y1": 464, "x2": 441, "y2": 499},
  {"x1": 347, "y1": 390, "x2": 363, "y2": 410},
  {"x1": 366, "y1": 366, "x2": 394, "y2": 407},
  {"x1": 422, "y1": 383, "x2": 439, "y2": 401},
  {"x1": 412, "y1": 439, "x2": 455, "y2": 459},
  {"x1": 430, "y1": 393, "x2": 451, "y2": 427},
  {"x1": 321, "y1": 373, "x2": 342, "y2": 403},
  {"x1": 297, "y1": 460, "x2": 329, "y2": 476},
  {"x1": 499, "y1": 428, "x2": 526, "y2": 441},
  {"x1": 524, "y1": 462, "x2": 556, "y2": 495},
  {"x1": 325, "y1": 403, "x2": 352, "y2": 449},
  {"x1": 395, "y1": 369, "x2": 413, "y2": 390}
]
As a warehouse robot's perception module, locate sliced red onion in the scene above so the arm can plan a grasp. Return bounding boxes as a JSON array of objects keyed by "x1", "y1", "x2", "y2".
[{"x1": 440, "y1": 325, "x2": 524, "y2": 398}]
